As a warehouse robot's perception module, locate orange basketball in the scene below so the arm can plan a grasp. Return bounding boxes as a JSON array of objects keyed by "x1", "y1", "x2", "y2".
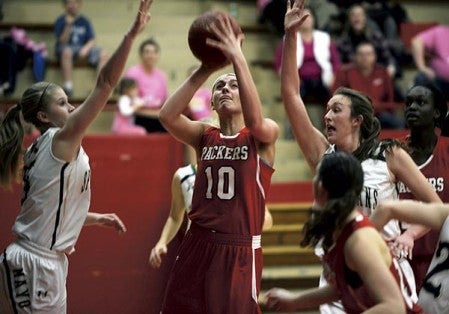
[{"x1": 188, "y1": 11, "x2": 242, "y2": 67}]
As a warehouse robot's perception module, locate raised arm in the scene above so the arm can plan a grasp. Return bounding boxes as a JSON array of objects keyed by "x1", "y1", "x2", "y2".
[
  {"x1": 54, "y1": 0, "x2": 153, "y2": 160},
  {"x1": 207, "y1": 15, "x2": 279, "y2": 150},
  {"x1": 281, "y1": 0, "x2": 329, "y2": 170},
  {"x1": 159, "y1": 65, "x2": 216, "y2": 149}
]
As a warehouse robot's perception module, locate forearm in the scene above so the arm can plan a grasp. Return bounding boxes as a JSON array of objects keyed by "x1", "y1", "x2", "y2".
[
  {"x1": 403, "y1": 224, "x2": 431, "y2": 241},
  {"x1": 82, "y1": 39, "x2": 95, "y2": 52},
  {"x1": 59, "y1": 23, "x2": 72, "y2": 44},
  {"x1": 84, "y1": 212, "x2": 101, "y2": 226},
  {"x1": 159, "y1": 66, "x2": 211, "y2": 121},
  {"x1": 281, "y1": 31, "x2": 300, "y2": 99},
  {"x1": 157, "y1": 217, "x2": 184, "y2": 246},
  {"x1": 294, "y1": 286, "x2": 340, "y2": 310}
]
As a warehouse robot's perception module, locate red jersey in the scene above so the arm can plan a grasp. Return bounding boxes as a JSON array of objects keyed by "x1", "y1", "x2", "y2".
[
  {"x1": 189, "y1": 127, "x2": 274, "y2": 235},
  {"x1": 398, "y1": 136, "x2": 449, "y2": 290},
  {"x1": 323, "y1": 213, "x2": 422, "y2": 314}
]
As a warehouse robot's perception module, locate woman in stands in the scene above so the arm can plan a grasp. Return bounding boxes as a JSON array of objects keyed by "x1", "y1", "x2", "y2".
[
  {"x1": 280, "y1": 1, "x2": 441, "y2": 313},
  {"x1": 0, "y1": 1, "x2": 153, "y2": 312},
  {"x1": 264, "y1": 152, "x2": 421, "y2": 313}
]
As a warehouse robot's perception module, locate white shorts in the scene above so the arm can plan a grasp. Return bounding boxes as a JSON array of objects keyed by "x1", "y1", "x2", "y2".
[{"x1": 0, "y1": 240, "x2": 68, "y2": 314}]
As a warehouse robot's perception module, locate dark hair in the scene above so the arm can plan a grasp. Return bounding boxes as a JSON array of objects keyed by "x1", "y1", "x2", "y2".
[
  {"x1": 0, "y1": 82, "x2": 57, "y2": 189},
  {"x1": 116, "y1": 77, "x2": 137, "y2": 95},
  {"x1": 300, "y1": 152, "x2": 364, "y2": 250},
  {"x1": 407, "y1": 83, "x2": 447, "y2": 129},
  {"x1": 138, "y1": 38, "x2": 160, "y2": 55}
]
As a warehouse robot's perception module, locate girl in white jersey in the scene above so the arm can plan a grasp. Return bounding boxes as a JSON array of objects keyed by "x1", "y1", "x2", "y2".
[
  {"x1": 372, "y1": 200, "x2": 449, "y2": 314},
  {"x1": 280, "y1": 1, "x2": 442, "y2": 313},
  {"x1": 0, "y1": 1, "x2": 153, "y2": 312}
]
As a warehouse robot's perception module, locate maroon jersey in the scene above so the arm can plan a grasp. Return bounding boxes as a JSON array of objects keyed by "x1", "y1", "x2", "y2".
[
  {"x1": 323, "y1": 213, "x2": 422, "y2": 314},
  {"x1": 189, "y1": 127, "x2": 274, "y2": 235},
  {"x1": 398, "y1": 136, "x2": 449, "y2": 291}
]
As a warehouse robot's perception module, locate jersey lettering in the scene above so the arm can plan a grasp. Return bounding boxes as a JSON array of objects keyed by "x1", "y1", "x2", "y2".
[
  {"x1": 204, "y1": 166, "x2": 235, "y2": 200},
  {"x1": 422, "y1": 241, "x2": 449, "y2": 298},
  {"x1": 200, "y1": 145, "x2": 248, "y2": 161},
  {"x1": 358, "y1": 186, "x2": 378, "y2": 210},
  {"x1": 13, "y1": 268, "x2": 31, "y2": 308},
  {"x1": 397, "y1": 177, "x2": 445, "y2": 194}
]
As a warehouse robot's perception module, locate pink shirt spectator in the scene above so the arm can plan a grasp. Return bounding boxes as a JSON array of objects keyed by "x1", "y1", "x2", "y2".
[
  {"x1": 257, "y1": 0, "x2": 270, "y2": 14},
  {"x1": 419, "y1": 25, "x2": 449, "y2": 81},
  {"x1": 125, "y1": 65, "x2": 168, "y2": 109},
  {"x1": 111, "y1": 95, "x2": 146, "y2": 135}
]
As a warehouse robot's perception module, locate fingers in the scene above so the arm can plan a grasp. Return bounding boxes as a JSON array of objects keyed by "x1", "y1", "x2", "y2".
[{"x1": 111, "y1": 214, "x2": 127, "y2": 233}]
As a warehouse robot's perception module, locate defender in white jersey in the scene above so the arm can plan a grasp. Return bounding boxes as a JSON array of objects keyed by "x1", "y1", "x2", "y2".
[
  {"x1": 0, "y1": 1, "x2": 153, "y2": 312},
  {"x1": 149, "y1": 164, "x2": 273, "y2": 268},
  {"x1": 279, "y1": 1, "x2": 442, "y2": 313},
  {"x1": 373, "y1": 200, "x2": 449, "y2": 314}
]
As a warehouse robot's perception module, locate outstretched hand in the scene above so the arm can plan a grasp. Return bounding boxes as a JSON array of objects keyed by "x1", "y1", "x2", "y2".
[
  {"x1": 128, "y1": 0, "x2": 154, "y2": 37},
  {"x1": 284, "y1": 0, "x2": 310, "y2": 34}
]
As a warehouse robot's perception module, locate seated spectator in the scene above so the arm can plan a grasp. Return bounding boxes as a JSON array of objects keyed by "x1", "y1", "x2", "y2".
[
  {"x1": 111, "y1": 77, "x2": 147, "y2": 136},
  {"x1": 332, "y1": 41, "x2": 404, "y2": 129},
  {"x1": 411, "y1": 25, "x2": 449, "y2": 101},
  {"x1": 274, "y1": 6, "x2": 341, "y2": 103},
  {"x1": 54, "y1": 0, "x2": 109, "y2": 97},
  {"x1": 337, "y1": 4, "x2": 398, "y2": 78},
  {"x1": 125, "y1": 38, "x2": 168, "y2": 133}
]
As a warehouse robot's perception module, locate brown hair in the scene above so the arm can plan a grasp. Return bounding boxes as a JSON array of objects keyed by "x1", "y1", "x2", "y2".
[{"x1": 0, "y1": 82, "x2": 57, "y2": 189}]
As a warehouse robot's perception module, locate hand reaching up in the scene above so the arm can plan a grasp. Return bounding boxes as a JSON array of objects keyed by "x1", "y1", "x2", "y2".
[{"x1": 284, "y1": 0, "x2": 310, "y2": 34}]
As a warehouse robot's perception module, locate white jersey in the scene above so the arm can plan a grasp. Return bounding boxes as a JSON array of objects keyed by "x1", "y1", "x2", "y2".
[
  {"x1": 175, "y1": 164, "x2": 196, "y2": 214},
  {"x1": 174, "y1": 164, "x2": 196, "y2": 231},
  {"x1": 12, "y1": 128, "x2": 91, "y2": 254},
  {"x1": 419, "y1": 216, "x2": 449, "y2": 313}
]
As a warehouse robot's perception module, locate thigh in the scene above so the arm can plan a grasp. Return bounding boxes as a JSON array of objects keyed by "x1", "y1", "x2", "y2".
[{"x1": 0, "y1": 243, "x2": 67, "y2": 314}]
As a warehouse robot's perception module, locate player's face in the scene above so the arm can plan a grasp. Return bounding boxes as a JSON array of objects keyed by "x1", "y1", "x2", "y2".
[
  {"x1": 324, "y1": 95, "x2": 359, "y2": 146},
  {"x1": 404, "y1": 86, "x2": 436, "y2": 128},
  {"x1": 38, "y1": 87, "x2": 75, "y2": 128},
  {"x1": 211, "y1": 74, "x2": 241, "y2": 114}
]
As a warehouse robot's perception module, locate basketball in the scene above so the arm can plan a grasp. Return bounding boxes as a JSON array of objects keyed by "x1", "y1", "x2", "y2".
[{"x1": 188, "y1": 11, "x2": 242, "y2": 67}]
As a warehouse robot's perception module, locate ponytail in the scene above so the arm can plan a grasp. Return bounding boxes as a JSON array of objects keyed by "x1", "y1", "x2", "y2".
[{"x1": 0, "y1": 104, "x2": 26, "y2": 189}]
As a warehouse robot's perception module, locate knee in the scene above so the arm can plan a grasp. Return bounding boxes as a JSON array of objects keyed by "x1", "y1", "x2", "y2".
[{"x1": 61, "y1": 48, "x2": 73, "y2": 61}]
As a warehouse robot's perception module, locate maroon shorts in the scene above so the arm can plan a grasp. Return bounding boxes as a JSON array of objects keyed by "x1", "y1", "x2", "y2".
[{"x1": 161, "y1": 223, "x2": 262, "y2": 314}]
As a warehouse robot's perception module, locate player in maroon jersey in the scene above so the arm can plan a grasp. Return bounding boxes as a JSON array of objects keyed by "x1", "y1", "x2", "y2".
[
  {"x1": 396, "y1": 83, "x2": 449, "y2": 292},
  {"x1": 263, "y1": 152, "x2": 422, "y2": 313},
  {"x1": 158, "y1": 15, "x2": 279, "y2": 314}
]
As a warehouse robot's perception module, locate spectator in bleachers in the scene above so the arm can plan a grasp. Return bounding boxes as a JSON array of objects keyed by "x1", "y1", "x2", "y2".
[
  {"x1": 411, "y1": 25, "x2": 449, "y2": 101},
  {"x1": 54, "y1": 0, "x2": 109, "y2": 97},
  {"x1": 124, "y1": 38, "x2": 168, "y2": 133},
  {"x1": 332, "y1": 41, "x2": 404, "y2": 129},
  {"x1": 337, "y1": 4, "x2": 398, "y2": 78},
  {"x1": 111, "y1": 77, "x2": 146, "y2": 136},
  {"x1": 274, "y1": 5, "x2": 341, "y2": 103}
]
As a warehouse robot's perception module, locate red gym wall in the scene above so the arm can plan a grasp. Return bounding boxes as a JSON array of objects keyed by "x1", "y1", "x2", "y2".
[
  {"x1": 0, "y1": 130, "x2": 406, "y2": 313},
  {"x1": 0, "y1": 134, "x2": 186, "y2": 314}
]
